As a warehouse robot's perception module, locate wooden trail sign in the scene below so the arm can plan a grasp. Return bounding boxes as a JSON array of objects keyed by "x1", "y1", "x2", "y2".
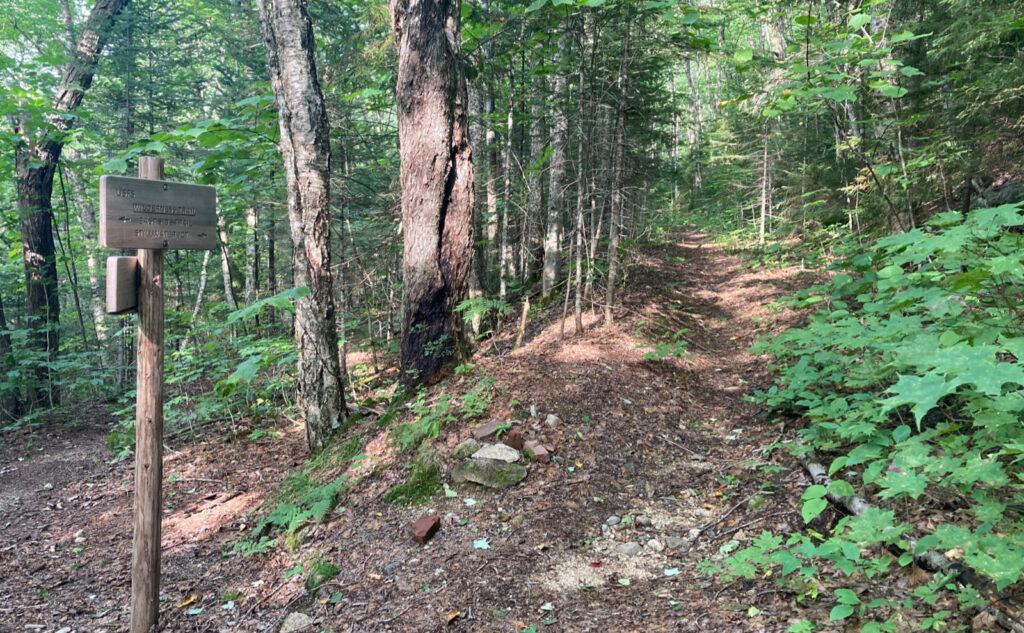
[
  {"x1": 100, "y1": 174, "x2": 217, "y2": 250},
  {"x1": 100, "y1": 158, "x2": 217, "y2": 633}
]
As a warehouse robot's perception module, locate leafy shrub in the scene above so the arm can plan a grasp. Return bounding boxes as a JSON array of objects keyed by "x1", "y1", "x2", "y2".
[{"x1": 702, "y1": 206, "x2": 1024, "y2": 629}]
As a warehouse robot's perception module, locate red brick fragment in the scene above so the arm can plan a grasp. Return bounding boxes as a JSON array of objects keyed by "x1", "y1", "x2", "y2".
[
  {"x1": 523, "y1": 440, "x2": 549, "y2": 463},
  {"x1": 503, "y1": 427, "x2": 524, "y2": 450},
  {"x1": 409, "y1": 515, "x2": 440, "y2": 544}
]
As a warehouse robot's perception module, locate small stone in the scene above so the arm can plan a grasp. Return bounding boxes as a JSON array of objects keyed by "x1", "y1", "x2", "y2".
[
  {"x1": 280, "y1": 612, "x2": 314, "y2": 633},
  {"x1": 510, "y1": 514, "x2": 525, "y2": 528},
  {"x1": 552, "y1": 455, "x2": 564, "y2": 464},
  {"x1": 451, "y1": 438, "x2": 481, "y2": 460},
  {"x1": 601, "y1": 524, "x2": 610, "y2": 535},
  {"x1": 407, "y1": 557, "x2": 421, "y2": 566},
  {"x1": 408, "y1": 515, "x2": 440, "y2": 544},
  {"x1": 647, "y1": 539, "x2": 664, "y2": 553},
  {"x1": 606, "y1": 515, "x2": 621, "y2": 526},
  {"x1": 530, "y1": 405, "x2": 539, "y2": 418},
  {"x1": 635, "y1": 515, "x2": 652, "y2": 528},
  {"x1": 384, "y1": 562, "x2": 401, "y2": 574},
  {"x1": 665, "y1": 536, "x2": 689, "y2": 550},
  {"x1": 443, "y1": 512, "x2": 460, "y2": 526},
  {"x1": 472, "y1": 420, "x2": 506, "y2": 440},
  {"x1": 687, "y1": 528, "x2": 702, "y2": 540},
  {"x1": 502, "y1": 427, "x2": 524, "y2": 451},
  {"x1": 42, "y1": 483, "x2": 53, "y2": 491},
  {"x1": 471, "y1": 443, "x2": 521, "y2": 463},
  {"x1": 544, "y1": 414, "x2": 560, "y2": 427},
  {"x1": 523, "y1": 440, "x2": 549, "y2": 463},
  {"x1": 614, "y1": 542, "x2": 642, "y2": 556},
  {"x1": 55, "y1": 628, "x2": 71, "y2": 633}
]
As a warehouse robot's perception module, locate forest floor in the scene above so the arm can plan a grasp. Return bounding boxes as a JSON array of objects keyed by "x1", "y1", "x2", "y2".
[{"x1": 0, "y1": 230, "x2": 877, "y2": 633}]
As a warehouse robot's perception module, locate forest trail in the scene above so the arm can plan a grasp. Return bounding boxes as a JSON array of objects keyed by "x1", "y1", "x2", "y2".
[{"x1": 0, "y1": 231, "x2": 819, "y2": 633}]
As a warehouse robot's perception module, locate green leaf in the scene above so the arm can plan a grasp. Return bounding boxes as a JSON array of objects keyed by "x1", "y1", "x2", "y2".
[
  {"x1": 101, "y1": 157, "x2": 128, "y2": 173},
  {"x1": 802, "y1": 498, "x2": 828, "y2": 523},
  {"x1": 734, "y1": 48, "x2": 753, "y2": 63},
  {"x1": 848, "y1": 13, "x2": 871, "y2": 31},
  {"x1": 829, "y1": 480, "x2": 855, "y2": 497},
  {"x1": 801, "y1": 484, "x2": 828, "y2": 501},
  {"x1": 829, "y1": 604, "x2": 855, "y2": 620},
  {"x1": 526, "y1": 0, "x2": 547, "y2": 10},
  {"x1": 883, "y1": 373, "x2": 955, "y2": 428}
]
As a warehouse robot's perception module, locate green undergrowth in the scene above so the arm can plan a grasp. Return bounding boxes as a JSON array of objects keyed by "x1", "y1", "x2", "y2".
[
  {"x1": 233, "y1": 421, "x2": 371, "y2": 556},
  {"x1": 701, "y1": 205, "x2": 1024, "y2": 631},
  {"x1": 393, "y1": 374, "x2": 496, "y2": 452},
  {"x1": 382, "y1": 443, "x2": 442, "y2": 505}
]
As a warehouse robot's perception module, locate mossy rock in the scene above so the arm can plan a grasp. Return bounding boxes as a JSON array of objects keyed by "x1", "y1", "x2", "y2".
[
  {"x1": 452, "y1": 458, "x2": 527, "y2": 490},
  {"x1": 452, "y1": 438, "x2": 481, "y2": 460}
]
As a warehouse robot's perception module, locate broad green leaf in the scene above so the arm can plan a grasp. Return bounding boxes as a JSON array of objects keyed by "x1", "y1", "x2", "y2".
[
  {"x1": 802, "y1": 498, "x2": 827, "y2": 523},
  {"x1": 829, "y1": 604, "x2": 855, "y2": 620},
  {"x1": 848, "y1": 13, "x2": 871, "y2": 31}
]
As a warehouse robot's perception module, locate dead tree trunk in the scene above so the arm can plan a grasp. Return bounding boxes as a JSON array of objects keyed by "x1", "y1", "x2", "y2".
[
  {"x1": 258, "y1": 0, "x2": 347, "y2": 451},
  {"x1": 389, "y1": 0, "x2": 475, "y2": 387}
]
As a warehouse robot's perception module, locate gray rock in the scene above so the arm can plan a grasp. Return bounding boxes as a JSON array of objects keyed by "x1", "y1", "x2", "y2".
[
  {"x1": 552, "y1": 455, "x2": 565, "y2": 464},
  {"x1": 384, "y1": 561, "x2": 401, "y2": 574},
  {"x1": 281, "y1": 612, "x2": 314, "y2": 633},
  {"x1": 606, "y1": 515, "x2": 621, "y2": 526},
  {"x1": 544, "y1": 414, "x2": 561, "y2": 427},
  {"x1": 635, "y1": 515, "x2": 652, "y2": 528},
  {"x1": 452, "y1": 438, "x2": 481, "y2": 460},
  {"x1": 615, "y1": 542, "x2": 643, "y2": 556},
  {"x1": 530, "y1": 405, "x2": 539, "y2": 418},
  {"x1": 452, "y1": 459, "x2": 527, "y2": 490},
  {"x1": 647, "y1": 538, "x2": 664, "y2": 553},
  {"x1": 687, "y1": 528, "x2": 702, "y2": 540},
  {"x1": 472, "y1": 420, "x2": 506, "y2": 440},
  {"x1": 601, "y1": 524, "x2": 610, "y2": 535},
  {"x1": 665, "y1": 536, "x2": 689, "y2": 550},
  {"x1": 471, "y1": 443, "x2": 521, "y2": 463}
]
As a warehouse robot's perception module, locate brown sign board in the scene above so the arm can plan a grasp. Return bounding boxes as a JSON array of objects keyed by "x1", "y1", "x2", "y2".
[
  {"x1": 99, "y1": 175, "x2": 217, "y2": 250},
  {"x1": 106, "y1": 256, "x2": 139, "y2": 314}
]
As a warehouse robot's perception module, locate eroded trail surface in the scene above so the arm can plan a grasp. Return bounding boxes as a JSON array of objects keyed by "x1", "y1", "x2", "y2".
[{"x1": 0, "y1": 232, "x2": 816, "y2": 632}]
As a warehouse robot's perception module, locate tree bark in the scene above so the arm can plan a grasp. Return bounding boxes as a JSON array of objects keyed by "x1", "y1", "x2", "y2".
[
  {"x1": 389, "y1": 0, "x2": 475, "y2": 387},
  {"x1": 258, "y1": 0, "x2": 347, "y2": 451}
]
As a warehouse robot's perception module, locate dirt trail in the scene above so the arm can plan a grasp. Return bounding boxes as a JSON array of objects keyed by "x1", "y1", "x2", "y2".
[{"x1": 0, "y1": 231, "x2": 815, "y2": 633}]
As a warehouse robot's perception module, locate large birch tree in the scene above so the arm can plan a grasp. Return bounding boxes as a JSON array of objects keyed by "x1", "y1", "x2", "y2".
[{"x1": 258, "y1": 0, "x2": 347, "y2": 450}]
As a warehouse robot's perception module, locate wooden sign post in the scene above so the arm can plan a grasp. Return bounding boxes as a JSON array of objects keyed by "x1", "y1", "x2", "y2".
[{"x1": 100, "y1": 157, "x2": 216, "y2": 633}]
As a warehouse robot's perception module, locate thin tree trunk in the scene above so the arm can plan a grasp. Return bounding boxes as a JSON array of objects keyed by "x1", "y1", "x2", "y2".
[
  {"x1": 389, "y1": 0, "x2": 475, "y2": 387},
  {"x1": 180, "y1": 249, "x2": 211, "y2": 353},
  {"x1": 0, "y1": 293, "x2": 21, "y2": 420},
  {"x1": 265, "y1": 214, "x2": 277, "y2": 330},
  {"x1": 500, "y1": 60, "x2": 515, "y2": 302},
  {"x1": 244, "y1": 207, "x2": 259, "y2": 307},
  {"x1": 258, "y1": 0, "x2": 347, "y2": 450},
  {"x1": 543, "y1": 35, "x2": 568, "y2": 299},
  {"x1": 759, "y1": 124, "x2": 770, "y2": 244},
  {"x1": 217, "y1": 217, "x2": 238, "y2": 310},
  {"x1": 604, "y1": 6, "x2": 632, "y2": 326}
]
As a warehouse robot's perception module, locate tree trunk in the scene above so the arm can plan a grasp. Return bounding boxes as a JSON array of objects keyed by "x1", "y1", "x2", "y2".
[
  {"x1": 265, "y1": 214, "x2": 278, "y2": 330},
  {"x1": 499, "y1": 61, "x2": 515, "y2": 302},
  {"x1": 544, "y1": 35, "x2": 568, "y2": 299},
  {"x1": 244, "y1": 207, "x2": 259, "y2": 307},
  {"x1": 217, "y1": 217, "x2": 238, "y2": 310},
  {"x1": 14, "y1": 0, "x2": 131, "y2": 407},
  {"x1": 0, "y1": 293, "x2": 21, "y2": 420},
  {"x1": 258, "y1": 0, "x2": 347, "y2": 451},
  {"x1": 604, "y1": 6, "x2": 632, "y2": 326},
  {"x1": 389, "y1": 0, "x2": 475, "y2": 387}
]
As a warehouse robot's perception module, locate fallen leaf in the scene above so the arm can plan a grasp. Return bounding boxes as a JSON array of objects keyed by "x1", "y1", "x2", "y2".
[
  {"x1": 464, "y1": 498, "x2": 477, "y2": 507},
  {"x1": 177, "y1": 595, "x2": 197, "y2": 608},
  {"x1": 617, "y1": 578, "x2": 631, "y2": 586},
  {"x1": 473, "y1": 539, "x2": 491, "y2": 549},
  {"x1": 589, "y1": 561, "x2": 603, "y2": 567},
  {"x1": 446, "y1": 610, "x2": 461, "y2": 624},
  {"x1": 539, "y1": 602, "x2": 555, "y2": 611},
  {"x1": 663, "y1": 568, "x2": 681, "y2": 576}
]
